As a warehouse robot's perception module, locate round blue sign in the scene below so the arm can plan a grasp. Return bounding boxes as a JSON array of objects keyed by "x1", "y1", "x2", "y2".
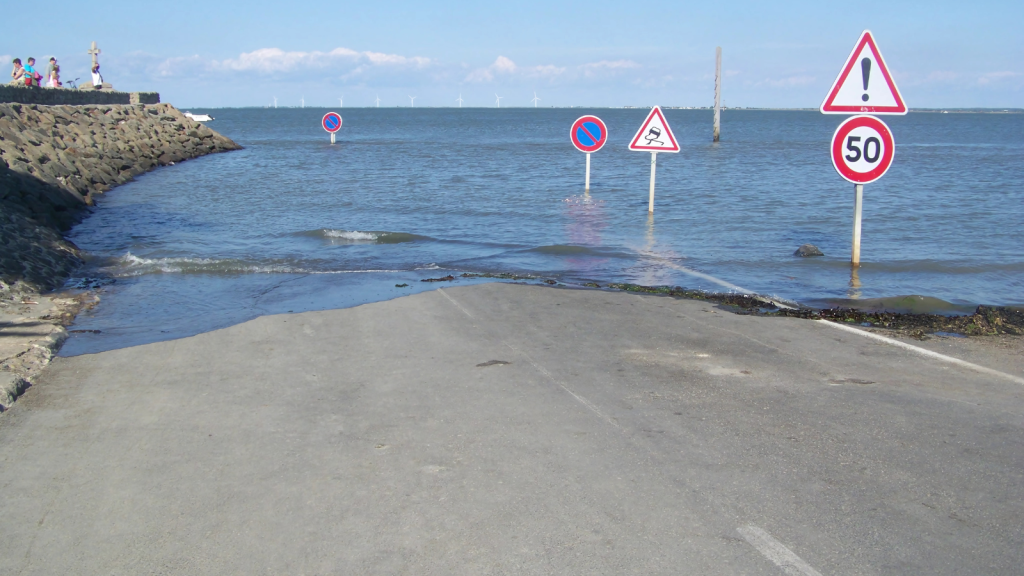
[
  {"x1": 322, "y1": 112, "x2": 342, "y2": 133},
  {"x1": 571, "y1": 116, "x2": 608, "y2": 153}
]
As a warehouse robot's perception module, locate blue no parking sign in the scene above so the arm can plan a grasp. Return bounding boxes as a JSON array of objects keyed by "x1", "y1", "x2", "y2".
[
  {"x1": 570, "y1": 115, "x2": 607, "y2": 191},
  {"x1": 570, "y1": 116, "x2": 607, "y2": 153},
  {"x1": 322, "y1": 112, "x2": 342, "y2": 144},
  {"x1": 322, "y1": 112, "x2": 342, "y2": 133}
]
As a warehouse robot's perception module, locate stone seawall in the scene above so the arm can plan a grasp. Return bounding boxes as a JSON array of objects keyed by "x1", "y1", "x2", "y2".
[
  {"x1": 0, "y1": 102, "x2": 241, "y2": 410},
  {"x1": 0, "y1": 102, "x2": 240, "y2": 291},
  {"x1": 0, "y1": 84, "x2": 160, "y2": 106}
]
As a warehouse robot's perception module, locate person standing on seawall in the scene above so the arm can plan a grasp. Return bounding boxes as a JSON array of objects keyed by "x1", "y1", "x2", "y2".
[
  {"x1": 10, "y1": 58, "x2": 25, "y2": 85},
  {"x1": 23, "y1": 57, "x2": 40, "y2": 86},
  {"x1": 90, "y1": 63, "x2": 103, "y2": 89},
  {"x1": 45, "y1": 57, "x2": 60, "y2": 88}
]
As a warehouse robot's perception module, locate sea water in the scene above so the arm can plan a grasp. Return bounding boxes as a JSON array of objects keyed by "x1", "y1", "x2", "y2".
[{"x1": 60, "y1": 108, "x2": 1024, "y2": 355}]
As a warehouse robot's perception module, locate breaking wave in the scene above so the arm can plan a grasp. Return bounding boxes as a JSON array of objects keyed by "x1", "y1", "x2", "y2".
[
  {"x1": 105, "y1": 252, "x2": 411, "y2": 277},
  {"x1": 297, "y1": 229, "x2": 433, "y2": 244}
]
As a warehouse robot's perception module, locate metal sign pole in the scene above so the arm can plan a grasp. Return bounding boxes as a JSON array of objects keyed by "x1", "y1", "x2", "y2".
[
  {"x1": 648, "y1": 152, "x2": 658, "y2": 213},
  {"x1": 331, "y1": 132, "x2": 336, "y2": 145},
  {"x1": 585, "y1": 153, "x2": 591, "y2": 191},
  {"x1": 852, "y1": 183, "x2": 864, "y2": 265}
]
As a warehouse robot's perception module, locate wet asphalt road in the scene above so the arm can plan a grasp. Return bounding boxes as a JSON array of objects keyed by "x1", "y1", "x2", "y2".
[{"x1": 1, "y1": 283, "x2": 1022, "y2": 575}]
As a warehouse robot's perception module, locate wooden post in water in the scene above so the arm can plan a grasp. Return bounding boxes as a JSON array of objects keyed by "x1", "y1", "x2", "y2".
[
  {"x1": 852, "y1": 184, "x2": 864, "y2": 266},
  {"x1": 714, "y1": 47, "x2": 722, "y2": 143}
]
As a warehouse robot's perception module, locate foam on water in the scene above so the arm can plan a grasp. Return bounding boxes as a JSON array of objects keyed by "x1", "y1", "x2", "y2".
[
  {"x1": 323, "y1": 229, "x2": 378, "y2": 241},
  {"x1": 114, "y1": 253, "x2": 301, "y2": 275},
  {"x1": 295, "y1": 229, "x2": 433, "y2": 244},
  {"x1": 107, "y1": 252, "x2": 426, "y2": 277}
]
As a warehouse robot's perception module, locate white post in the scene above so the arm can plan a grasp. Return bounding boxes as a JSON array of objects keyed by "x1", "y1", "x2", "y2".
[
  {"x1": 852, "y1": 183, "x2": 864, "y2": 266},
  {"x1": 648, "y1": 152, "x2": 658, "y2": 213},
  {"x1": 330, "y1": 132, "x2": 336, "y2": 145},
  {"x1": 585, "y1": 153, "x2": 591, "y2": 191},
  {"x1": 714, "y1": 47, "x2": 722, "y2": 143}
]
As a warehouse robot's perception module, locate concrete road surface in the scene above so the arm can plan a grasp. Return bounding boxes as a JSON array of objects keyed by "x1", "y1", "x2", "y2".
[{"x1": 1, "y1": 283, "x2": 1022, "y2": 575}]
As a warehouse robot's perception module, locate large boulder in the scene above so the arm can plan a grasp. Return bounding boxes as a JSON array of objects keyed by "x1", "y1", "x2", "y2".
[{"x1": 794, "y1": 244, "x2": 824, "y2": 257}]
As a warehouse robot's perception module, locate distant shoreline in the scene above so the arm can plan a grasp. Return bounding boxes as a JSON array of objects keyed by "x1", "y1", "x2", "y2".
[{"x1": 184, "y1": 105, "x2": 1024, "y2": 114}]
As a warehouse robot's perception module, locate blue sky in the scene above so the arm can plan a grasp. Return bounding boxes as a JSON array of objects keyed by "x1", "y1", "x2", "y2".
[{"x1": 4, "y1": 0, "x2": 1021, "y2": 108}]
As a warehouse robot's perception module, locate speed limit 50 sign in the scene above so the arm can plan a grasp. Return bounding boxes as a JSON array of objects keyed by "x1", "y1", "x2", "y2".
[
  {"x1": 822, "y1": 31, "x2": 904, "y2": 266},
  {"x1": 830, "y1": 115, "x2": 894, "y2": 184}
]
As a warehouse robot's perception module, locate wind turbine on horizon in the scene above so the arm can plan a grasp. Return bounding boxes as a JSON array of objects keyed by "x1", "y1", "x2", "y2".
[
  {"x1": 531, "y1": 92, "x2": 540, "y2": 107},
  {"x1": 456, "y1": 93, "x2": 463, "y2": 108},
  {"x1": 272, "y1": 96, "x2": 277, "y2": 108},
  {"x1": 300, "y1": 96, "x2": 305, "y2": 109},
  {"x1": 338, "y1": 95, "x2": 344, "y2": 108},
  {"x1": 375, "y1": 95, "x2": 381, "y2": 107},
  {"x1": 495, "y1": 94, "x2": 503, "y2": 108},
  {"x1": 409, "y1": 96, "x2": 416, "y2": 108}
]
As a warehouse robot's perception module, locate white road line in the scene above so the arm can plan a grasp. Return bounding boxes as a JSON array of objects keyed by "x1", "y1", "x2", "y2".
[
  {"x1": 637, "y1": 253, "x2": 797, "y2": 309},
  {"x1": 818, "y1": 320, "x2": 1024, "y2": 386},
  {"x1": 437, "y1": 287, "x2": 620, "y2": 429},
  {"x1": 737, "y1": 525, "x2": 824, "y2": 576},
  {"x1": 635, "y1": 251, "x2": 1021, "y2": 385},
  {"x1": 503, "y1": 341, "x2": 621, "y2": 429},
  {"x1": 630, "y1": 260, "x2": 1020, "y2": 385},
  {"x1": 436, "y1": 288, "x2": 474, "y2": 318}
]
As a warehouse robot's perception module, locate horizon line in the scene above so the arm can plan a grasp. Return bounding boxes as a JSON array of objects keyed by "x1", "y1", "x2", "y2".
[{"x1": 179, "y1": 105, "x2": 1024, "y2": 113}]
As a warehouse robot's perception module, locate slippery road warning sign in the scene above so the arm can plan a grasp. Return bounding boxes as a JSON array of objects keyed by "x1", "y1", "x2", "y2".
[
  {"x1": 821, "y1": 30, "x2": 907, "y2": 115},
  {"x1": 628, "y1": 106, "x2": 680, "y2": 152},
  {"x1": 629, "y1": 106, "x2": 679, "y2": 213}
]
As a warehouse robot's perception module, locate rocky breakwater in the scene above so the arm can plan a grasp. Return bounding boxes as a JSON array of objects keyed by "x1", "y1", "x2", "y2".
[{"x1": 0, "y1": 102, "x2": 241, "y2": 410}]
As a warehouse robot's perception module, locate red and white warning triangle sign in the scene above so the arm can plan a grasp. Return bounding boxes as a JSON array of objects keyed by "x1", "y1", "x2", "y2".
[
  {"x1": 821, "y1": 30, "x2": 907, "y2": 115},
  {"x1": 628, "y1": 106, "x2": 680, "y2": 152}
]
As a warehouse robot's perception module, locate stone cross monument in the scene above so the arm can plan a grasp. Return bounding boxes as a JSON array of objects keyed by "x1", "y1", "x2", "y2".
[
  {"x1": 87, "y1": 41, "x2": 101, "y2": 68},
  {"x1": 82, "y1": 41, "x2": 112, "y2": 91}
]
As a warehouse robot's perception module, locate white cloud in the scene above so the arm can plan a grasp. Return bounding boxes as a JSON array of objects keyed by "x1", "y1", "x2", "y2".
[
  {"x1": 154, "y1": 55, "x2": 205, "y2": 78},
  {"x1": 215, "y1": 47, "x2": 430, "y2": 74},
  {"x1": 466, "y1": 56, "x2": 645, "y2": 83},
  {"x1": 579, "y1": 60, "x2": 640, "y2": 77},
  {"x1": 115, "y1": 48, "x2": 649, "y2": 93},
  {"x1": 978, "y1": 71, "x2": 1020, "y2": 85},
  {"x1": 897, "y1": 70, "x2": 960, "y2": 88},
  {"x1": 465, "y1": 56, "x2": 566, "y2": 83},
  {"x1": 926, "y1": 71, "x2": 958, "y2": 82},
  {"x1": 754, "y1": 75, "x2": 816, "y2": 88},
  {"x1": 634, "y1": 75, "x2": 674, "y2": 89},
  {"x1": 492, "y1": 55, "x2": 517, "y2": 74},
  {"x1": 529, "y1": 64, "x2": 567, "y2": 78}
]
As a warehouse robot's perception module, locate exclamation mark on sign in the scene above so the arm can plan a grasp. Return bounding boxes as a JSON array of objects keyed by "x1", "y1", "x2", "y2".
[{"x1": 861, "y1": 58, "x2": 872, "y2": 102}]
